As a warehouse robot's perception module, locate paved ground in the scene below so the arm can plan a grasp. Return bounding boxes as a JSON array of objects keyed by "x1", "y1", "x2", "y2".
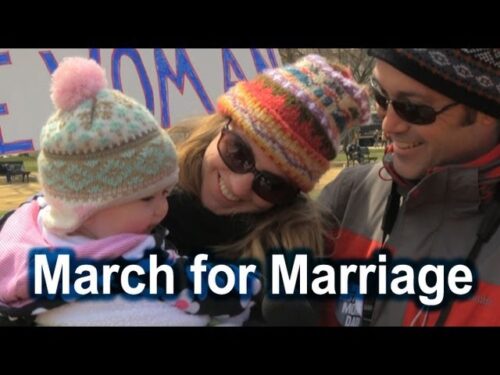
[
  {"x1": 0, "y1": 173, "x2": 41, "y2": 213},
  {"x1": 309, "y1": 165, "x2": 342, "y2": 200},
  {"x1": 0, "y1": 166, "x2": 344, "y2": 214}
]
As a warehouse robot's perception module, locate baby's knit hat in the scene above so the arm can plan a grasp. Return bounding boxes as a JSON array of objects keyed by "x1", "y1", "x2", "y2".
[
  {"x1": 38, "y1": 57, "x2": 178, "y2": 234},
  {"x1": 368, "y1": 49, "x2": 500, "y2": 118},
  {"x1": 217, "y1": 54, "x2": 370, "y2": 192}
]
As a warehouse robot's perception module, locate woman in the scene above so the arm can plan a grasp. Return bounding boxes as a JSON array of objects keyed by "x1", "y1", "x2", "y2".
[{"x1": 164, "y1": 54, "x2": 371, "y2": 304}]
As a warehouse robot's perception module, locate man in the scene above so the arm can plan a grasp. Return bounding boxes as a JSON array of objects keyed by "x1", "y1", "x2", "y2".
[{"x1": 318, "y1": 49, "x2": 500, "y2": 326}]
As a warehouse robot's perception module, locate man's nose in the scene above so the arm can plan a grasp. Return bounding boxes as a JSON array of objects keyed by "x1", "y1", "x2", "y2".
[{"x1": 382, "y1": 105, "x2": 411, "y2": 134}]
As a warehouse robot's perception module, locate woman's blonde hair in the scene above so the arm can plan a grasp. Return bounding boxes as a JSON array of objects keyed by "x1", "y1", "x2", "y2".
[
  {"x1": 168, "y1": 114, "x2": 223, "y2": 197},
  {"x1": 168, "y1": 113, "x2": 336, "y2": 265}
]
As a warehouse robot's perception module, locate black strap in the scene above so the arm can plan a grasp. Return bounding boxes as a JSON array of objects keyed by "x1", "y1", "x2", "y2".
[
  {"x1": 366, "y1": 183, "x2": 500, "y2": 326},
  {"x1": 381, "y1": 182, "x2": 401, "y2": 244},
  {"x1": 362, "y1": 182, "x2": 401, "y2": 326}
]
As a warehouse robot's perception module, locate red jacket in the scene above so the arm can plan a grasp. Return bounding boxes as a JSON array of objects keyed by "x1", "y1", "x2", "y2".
[{"x1": 318, "y1": 145, "x2": 500, "y2": 326}]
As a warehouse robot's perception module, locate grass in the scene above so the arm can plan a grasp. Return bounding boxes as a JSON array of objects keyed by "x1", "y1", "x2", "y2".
[
  {"x1": 335, "y1": 147, "x2": 384, "y2": 163},
  {"x1": 1, "y1": 153, "x2": 38, "y2": 172},
  {"x1": 0, "y1": 154, "x2": 38, "y2": 216},
  {"x1": 365, "y1": 147, "x2": 385, "y2": 161}
]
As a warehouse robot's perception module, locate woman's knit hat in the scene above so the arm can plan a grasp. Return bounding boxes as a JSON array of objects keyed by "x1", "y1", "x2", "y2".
[
  {"x1": 368, "y1": 49, "x2": 500, "y2": 118},
  {"x1": 217, "y1": 54, "x2": 370, "y2": 192},
  {"x1": 38, "y1": 57, "x2": 178, "y2": 234}
]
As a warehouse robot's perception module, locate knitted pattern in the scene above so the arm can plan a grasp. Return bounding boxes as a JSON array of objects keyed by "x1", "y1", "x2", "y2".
[
  {"x1": 38, "y1": 57, "x2": 178, "y2": 234},
  {"x1": 368, "y1": 49, "x2": 500, "y2": 118},
  {"x1": 218, "y1": 54, "x2": 370, "y2": 192}
]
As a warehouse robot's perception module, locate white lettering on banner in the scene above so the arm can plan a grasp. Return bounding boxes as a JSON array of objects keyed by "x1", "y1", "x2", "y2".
[{"x1": 0, "y1": 49, "x2": 280, "y2": 154}]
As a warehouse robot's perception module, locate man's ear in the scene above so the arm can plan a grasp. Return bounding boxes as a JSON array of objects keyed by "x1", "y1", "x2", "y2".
[
  {"x1": 476, "y1": 112, "x2": 500, "y2": 143},
  {"x1": 477, "y1": 112, "x2": 498, "y2": 126}
]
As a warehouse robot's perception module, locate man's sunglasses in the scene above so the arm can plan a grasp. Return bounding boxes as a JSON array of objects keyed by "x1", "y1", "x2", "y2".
[
  {"x1": 217, "y1": 121, "x2": 299, "y2": 205},
  {"x1": 370, "y1": 77, "x2": 459, "y2": 125}
]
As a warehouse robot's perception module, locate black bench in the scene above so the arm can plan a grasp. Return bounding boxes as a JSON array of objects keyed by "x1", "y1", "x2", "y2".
[
  {"x1": 345, "y1": 144, "x2": 378, "y2": 166},
  {"x1": 0, "y1": 161, "x2": 31, "y2": 183}
]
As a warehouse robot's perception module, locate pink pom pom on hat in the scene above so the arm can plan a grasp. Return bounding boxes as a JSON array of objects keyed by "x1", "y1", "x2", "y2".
[{"x1": 50, "y1": 57, "x2": 107, "y2": 111}]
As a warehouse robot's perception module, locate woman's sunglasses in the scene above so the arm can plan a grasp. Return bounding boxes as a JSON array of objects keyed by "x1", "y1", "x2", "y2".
[
  {"x1": 217, "y1": 121, "x2": 299, "y2": 205},
  {"x1": 370, "y1": 77, "x2": 459, "y2": 125}
]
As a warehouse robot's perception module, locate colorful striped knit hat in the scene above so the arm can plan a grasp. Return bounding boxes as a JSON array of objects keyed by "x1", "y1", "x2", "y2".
[
  {"x1": 217, "y1": 54, "x2": 370, "y2": 192},
  {"x1": 368, "y1": 49, "x2": 500, "y2": 118},
  {"x1": 38, "y1": 57, "x2": 178, "y2": 234}
]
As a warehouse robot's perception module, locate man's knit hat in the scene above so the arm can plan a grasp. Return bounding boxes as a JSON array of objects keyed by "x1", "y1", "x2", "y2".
[
  {"x1": 368, "y1": 49, "x2": 500, "y2": 118},
  {"x1": 38, "y1": 57, "x2": 178, "y2": 234},
  {"x1": 217, "y1": 54, "x2": 370, "y2": 192}
]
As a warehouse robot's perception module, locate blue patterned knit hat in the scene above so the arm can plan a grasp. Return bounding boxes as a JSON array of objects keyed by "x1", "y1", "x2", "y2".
[
  {"x1": 38, "y1": 57, "x2": 178, "y2": 234},
  {"x1": 368, "y1": 49, "x2": 500, "y2": 118}
]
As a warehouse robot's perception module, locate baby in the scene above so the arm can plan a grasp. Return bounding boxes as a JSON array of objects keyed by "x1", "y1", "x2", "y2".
[{"x1": 0, "y1": 57, "x2": 260, "y2": 326}]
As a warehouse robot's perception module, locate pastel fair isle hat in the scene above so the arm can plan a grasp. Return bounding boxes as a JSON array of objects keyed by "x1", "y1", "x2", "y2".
[
  {"x1": 38, "y1": 57, "x2": 178, "y2": 234},
  {"x1": 217, "y1": 54, "x2": 370, "y2": 192}
]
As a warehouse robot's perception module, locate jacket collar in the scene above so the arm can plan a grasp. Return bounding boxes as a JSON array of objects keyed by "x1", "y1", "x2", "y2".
[{"x1": 382, "y1": 144, "x2": 500, "y2": 211}]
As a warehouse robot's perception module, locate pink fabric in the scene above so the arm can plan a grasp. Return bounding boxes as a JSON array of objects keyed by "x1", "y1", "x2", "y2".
[{"x1": 0, "y1": 200, "x2": 148, "y2": 307}]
